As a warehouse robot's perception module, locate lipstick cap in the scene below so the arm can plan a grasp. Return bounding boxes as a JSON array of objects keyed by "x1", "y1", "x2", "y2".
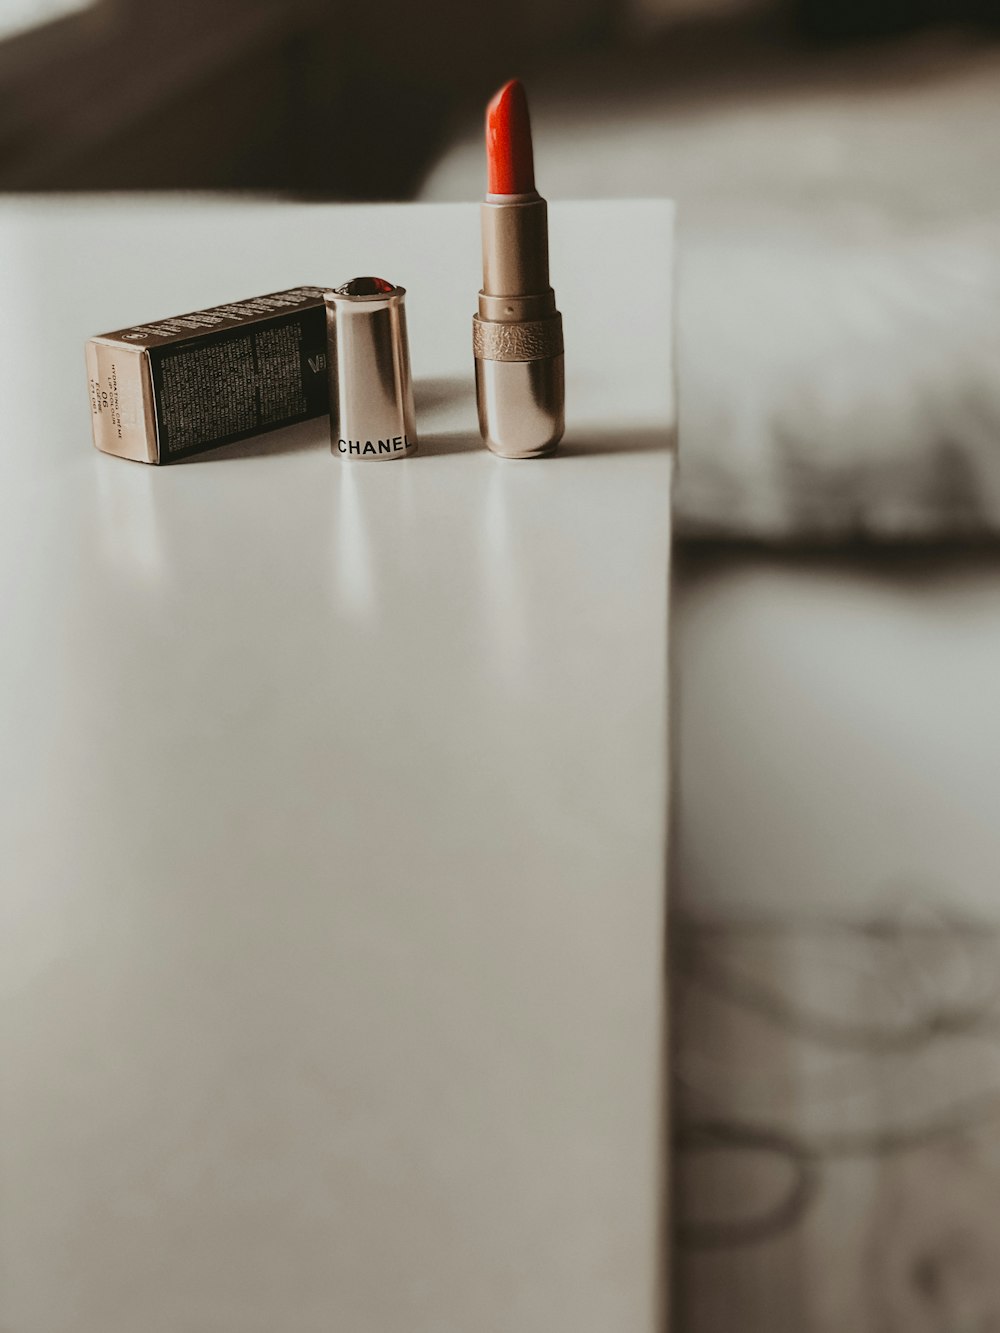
[{"x1": 325, "y1": 277, "x2": 417, "y2": 460}]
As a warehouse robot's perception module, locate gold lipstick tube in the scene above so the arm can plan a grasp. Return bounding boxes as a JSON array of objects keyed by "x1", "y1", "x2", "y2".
[
  {"x1": 326, "y1": 279, "x2": 417, "y2": 460},
  {"x1": 473, "y1": 195, "x2": 564, "y2": 459}
]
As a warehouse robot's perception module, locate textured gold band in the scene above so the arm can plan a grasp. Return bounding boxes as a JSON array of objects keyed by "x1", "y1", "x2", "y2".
[{"x1": 472, "y1": 314, "x2": 564, "y2": 363}]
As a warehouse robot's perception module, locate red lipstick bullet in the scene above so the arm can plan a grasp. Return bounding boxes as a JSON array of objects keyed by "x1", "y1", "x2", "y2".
[
  {"x1": 473, "y1": 79, "x2": 564, "y2": 458},
  {"x1": 486, "y1": 78, "x2": 535, "y2": 197}
]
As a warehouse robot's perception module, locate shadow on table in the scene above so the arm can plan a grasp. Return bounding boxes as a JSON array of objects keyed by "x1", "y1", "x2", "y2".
[
  {"x1": 414, "y1": 376, "x2": 473, "y2": 415},
  {"x1": 417, "y1": 431, "x2": 482, "y2": 457},
  {"x1": 560, "y1": 426, "x2": 672, "y2": 458}
]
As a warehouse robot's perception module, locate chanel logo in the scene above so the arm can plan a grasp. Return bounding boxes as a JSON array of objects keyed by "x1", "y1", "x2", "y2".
[{"x1": 337, "y1": 435, "x2": 411, "y2": 456}]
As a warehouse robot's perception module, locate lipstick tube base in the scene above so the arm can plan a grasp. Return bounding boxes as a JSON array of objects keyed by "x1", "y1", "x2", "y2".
[{"x1": 474, "y1": 354, "x2": 565, "y2": 459}]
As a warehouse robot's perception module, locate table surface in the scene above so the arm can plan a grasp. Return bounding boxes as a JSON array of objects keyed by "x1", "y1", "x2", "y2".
[{"x1": 0, "y1": 197, "x2": 675, "y2": 1333}]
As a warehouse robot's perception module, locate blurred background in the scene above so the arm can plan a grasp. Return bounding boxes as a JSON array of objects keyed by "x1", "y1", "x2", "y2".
[
  {"x1": 1, "y1": 0, "x2": 998, "y2": 199},
  {"x1": 5, "y1": 0, "x2": 1000, "y2": 1328}
]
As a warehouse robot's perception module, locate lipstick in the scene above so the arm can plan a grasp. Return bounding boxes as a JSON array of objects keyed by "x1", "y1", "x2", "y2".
[{"x1": 473, "y1": 79, "x2": 565, "y2": 458}]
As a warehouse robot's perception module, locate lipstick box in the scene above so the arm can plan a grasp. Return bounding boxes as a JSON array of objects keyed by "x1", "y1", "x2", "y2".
[{"x1": 86, "y1": 287, "x2": 329, "y2": 463}]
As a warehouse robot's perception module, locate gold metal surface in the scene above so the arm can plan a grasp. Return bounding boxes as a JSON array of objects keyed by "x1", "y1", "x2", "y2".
[
  {"x1": 326, "y1": 284, "x2": 417, "y2": 460},
  {"x1": 474, "y1": 196, "x2": 565, "y2": 458},
  {"x1": 480, "y1": 197, "x2": 550, "y2": 296},
  {"x1": 472, "y1": 314, "x2": 563, "y2": 362},
  {"x1": 475, "y1": 355, "x2": 565, "y2": 459},
  {"x1": 86, "y1": 339, "x2": 157, "y2": 463}
]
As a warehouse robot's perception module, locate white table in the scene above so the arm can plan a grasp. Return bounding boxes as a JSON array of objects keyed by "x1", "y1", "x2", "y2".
[{"x1": 0, "y1": 198, "x2": 675, "y2": 1333}]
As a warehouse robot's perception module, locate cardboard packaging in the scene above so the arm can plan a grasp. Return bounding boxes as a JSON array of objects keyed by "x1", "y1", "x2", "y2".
[{"x1": 86, "y1": 287, "x2": 328, "y2": 463}]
